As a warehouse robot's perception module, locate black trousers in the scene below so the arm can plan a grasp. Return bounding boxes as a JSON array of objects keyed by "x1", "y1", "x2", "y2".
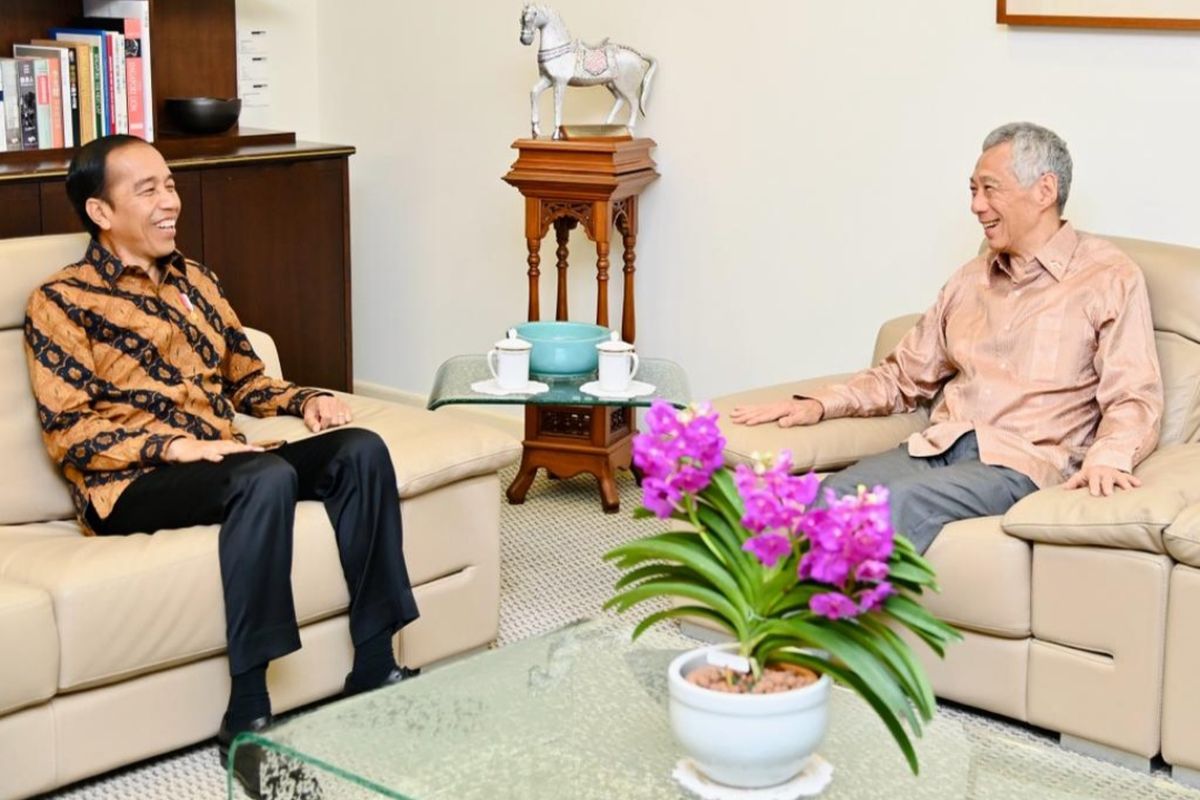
[{"x1": 88, "y1": 428, "x2": 419, "y2": 675}]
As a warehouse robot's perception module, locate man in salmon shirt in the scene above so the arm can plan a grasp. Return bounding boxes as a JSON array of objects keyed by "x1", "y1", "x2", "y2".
[
  {"x1": 24, "y1": 135, "x2": 420, "y2": 797},
  {"x1": 731, "y1": 122, "x2": 1164, "y2": 553}
]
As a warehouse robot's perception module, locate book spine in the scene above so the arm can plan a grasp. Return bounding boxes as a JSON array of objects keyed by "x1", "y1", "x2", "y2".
[
  {"x1": 0, "y1": 95, "x2": 5, "y2": 153},
  {"x1": 16, "y1": 59, "x2": 38, "y2": 149},
  {"x1": 104, "y1": 33, "x2": 116, "y2": 135},
  {"x1": 1, "y1": 61, "x2": 21, "y2": 150},
  {"x1": 45, "y1": 56, "x2": 64, "y2": 148},
  {"x1": 32, "y1": 59, "x2": 52, "y2": 149},
  {"x1": 73, "y1": 45, "x2": 95, "y2": 144},
  {"x1": 64, "y1": 48, "x2": 80, "y2": 147},
  {"x1": 123, "y1": 20, "x2": 144, "y2": 139},
  {"x1": 140, "y1": 4, "x2": 152, "y2": 142},
  {"x1": 113, "y1": 33, "x2": 127, "y2": 135},
  {"x1": 93, "y1": 42, "x2": 106, "y2": 136}
]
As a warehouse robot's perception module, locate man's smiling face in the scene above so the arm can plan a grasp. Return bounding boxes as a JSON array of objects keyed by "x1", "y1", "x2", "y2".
[
  {"x1": 969, "y1": 141, "x2": 1046, "y2": 256},
  {"x1": 89, "y1": 142, "x2": 181, "y2": 265}
]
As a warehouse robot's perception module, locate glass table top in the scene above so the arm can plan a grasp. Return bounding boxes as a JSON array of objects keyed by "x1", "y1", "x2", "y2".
[
  {"x1": 233, "y1": 618, "x2": 1200, "y2": 799},
  {"x1": 426, "y1": 355, "x2": 690, "y2": 410}
]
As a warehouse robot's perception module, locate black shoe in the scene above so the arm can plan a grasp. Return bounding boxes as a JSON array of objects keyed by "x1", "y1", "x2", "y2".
[
  {"x1": 218, "y1": 714, "x2": 273, "y2": 799},
  {"x1": 342, "y1": 665, "x2": 420, "y2": 698}
]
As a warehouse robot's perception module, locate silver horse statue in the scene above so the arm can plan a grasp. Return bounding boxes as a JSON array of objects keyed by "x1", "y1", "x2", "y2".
[{"x1": 519, "y1": 4, "x2": 657, "y2": 139}]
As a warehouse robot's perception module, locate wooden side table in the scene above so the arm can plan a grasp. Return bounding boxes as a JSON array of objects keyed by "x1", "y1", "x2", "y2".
[{"x1": 501, "y1": 137, "x2": 659, "y2": 512}]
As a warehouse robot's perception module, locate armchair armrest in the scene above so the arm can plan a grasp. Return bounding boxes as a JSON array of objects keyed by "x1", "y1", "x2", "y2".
[
  {"x1": 1002, "y1": 444, "x2": 1200, "y2": 553},
  {"x1": 712, "y1": 374, "x2": 929, "y2": 472},
  {"x1": 1165, "y1": 504, "x2": 1200, "y2": 568}
]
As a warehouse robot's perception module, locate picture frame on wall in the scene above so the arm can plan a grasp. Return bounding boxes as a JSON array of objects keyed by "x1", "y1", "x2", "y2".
[{"x1": 997, "y1": 0, "x2": 1200, "y2": 30}]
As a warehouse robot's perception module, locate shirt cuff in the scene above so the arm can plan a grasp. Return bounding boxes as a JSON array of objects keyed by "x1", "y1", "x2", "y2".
[
  {"x1": 290, "y1": 388, "x2": 333, "y2": 417},
  {"x1": 140, "y1": 433, "x2": 183, "y2": 464},
  {"x1": 792, "y1": 390, "x2": 838, "y2": 420},
  {"x1": 1081, "y1": 447, "x2": 1134, "y2": 475}
]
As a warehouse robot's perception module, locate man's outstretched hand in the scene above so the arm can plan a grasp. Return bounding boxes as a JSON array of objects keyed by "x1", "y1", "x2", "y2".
[
  {"x1": 303, "y1": 395, "x2": 353, "y2": 432},
  {"x1": 729, "y1": 398, "x2": 823, "y2": 428},
  {"x1": 1063, "y1": 464, "x2": 1141, "y2": 497},
  {"x1": 165, "y1": 438, "x2": 264, "y2": 463}
]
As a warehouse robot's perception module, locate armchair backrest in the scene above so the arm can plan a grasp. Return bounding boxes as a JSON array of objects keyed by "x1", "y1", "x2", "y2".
[
  {"x1": 870, "y1": 234, "x2": 1200, "y2": 447},
  {"x1": 0, "y1": 233, "x2": 91, "y2": 524}
]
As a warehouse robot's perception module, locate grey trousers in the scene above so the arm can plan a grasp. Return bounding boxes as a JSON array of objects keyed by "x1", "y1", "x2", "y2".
[{"x1": 819, "y1": 432, "x2": 1038, "y2": 554}]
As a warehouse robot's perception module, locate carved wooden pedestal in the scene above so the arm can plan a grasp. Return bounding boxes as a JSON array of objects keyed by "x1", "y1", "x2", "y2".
[{"x1": 502, "y1": 137, "x2": 659, "y2": 512}]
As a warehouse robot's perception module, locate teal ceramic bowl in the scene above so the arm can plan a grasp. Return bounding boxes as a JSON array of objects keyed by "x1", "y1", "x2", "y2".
[{"x1": 515, "y1": 321, "x2": 611, "y2": 375}]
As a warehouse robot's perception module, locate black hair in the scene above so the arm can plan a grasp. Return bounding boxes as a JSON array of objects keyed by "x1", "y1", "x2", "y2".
[{"x1": 65, "y1": 135, "x2": 148, "y2": 238}]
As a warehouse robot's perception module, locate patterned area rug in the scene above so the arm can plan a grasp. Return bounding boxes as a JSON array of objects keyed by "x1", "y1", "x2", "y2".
[{"x1": 48, "y1": 465, "x2": 1200, "y2": 799}]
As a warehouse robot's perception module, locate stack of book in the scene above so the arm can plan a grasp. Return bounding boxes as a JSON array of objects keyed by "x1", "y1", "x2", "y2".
[{"x1": 0, "y1": 0, "x2": 153, "y2": 153}]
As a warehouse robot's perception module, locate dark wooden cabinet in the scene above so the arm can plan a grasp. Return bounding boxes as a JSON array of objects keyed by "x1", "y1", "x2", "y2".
[
  {"x1": 0, "y1": 183, "x2": 40, "y2": 238},
  {"x1": 199, "y1": 156, "x2": 352, "y2": 390},
  {"x1": 1, "y1": 1, "x2": 356, "y2": 391}
]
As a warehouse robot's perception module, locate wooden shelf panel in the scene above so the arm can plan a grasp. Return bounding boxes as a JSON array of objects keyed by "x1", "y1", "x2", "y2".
[{"x1": 0, "y1": 130, "x2": 331, "y2": 181}]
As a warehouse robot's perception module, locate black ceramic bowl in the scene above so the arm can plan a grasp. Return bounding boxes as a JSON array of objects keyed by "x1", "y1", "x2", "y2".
[{"x1": 164, "y1": 97, "x2": 242, "y2": 135}]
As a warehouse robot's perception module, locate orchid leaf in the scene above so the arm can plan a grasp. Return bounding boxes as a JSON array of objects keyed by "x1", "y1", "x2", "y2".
[{"x1": 772, "y1": 650, "x2": 921, "y2": 775}]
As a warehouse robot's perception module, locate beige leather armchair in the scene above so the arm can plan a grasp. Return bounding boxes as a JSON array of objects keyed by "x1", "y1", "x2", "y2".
[
  {"x1": 713, "y1": 235, "x2": 1200, "y2": 782},
  {"x1": 0, "y1": 233, "x2": 521, "y2": 799}
]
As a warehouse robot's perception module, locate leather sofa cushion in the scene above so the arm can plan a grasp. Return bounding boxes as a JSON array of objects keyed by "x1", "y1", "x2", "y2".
[
  {"x1": 1003, "y1": 444, "x2": 1200, "y2": 553},
  {"x1": 1165, "y1": 504, "x2": 1200, "y2": 568},
  {"x1": 0, "y1": 580, "x2": 58, "y2": 714},
  {"x1": 0, "y1": 330, "x2": 78, "y2": 526},
  {"x1": 713, "y1": 376, "x2": 928, "y2": 472},
  {"x1": 871, "y1": 314, "x2": 922, "y2": 366},
  {"x1": 1157, "y1": 332, "x2": 1200, "y2": 446},
  {"x1": 0, "y1": 508, "x2": 351, "y2": 691},
  {"x1": 922, "y1": 516, "x2": 1031, "y2": 639},
  {"x1": 235, "y1": 392, "x2": 520, "y2": 500},
  {"x1": 0, "y1": 233, "x2": 89, "y2": 330}
]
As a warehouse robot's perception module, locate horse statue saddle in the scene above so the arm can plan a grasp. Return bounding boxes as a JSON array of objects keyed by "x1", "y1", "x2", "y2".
[{"x1": 578, "y1": 38, "x2": 616, "y2": 77}]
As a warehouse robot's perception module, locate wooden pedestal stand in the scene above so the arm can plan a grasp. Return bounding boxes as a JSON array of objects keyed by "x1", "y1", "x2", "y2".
[{"x1": 501, "y1": 137, "x2": 659, "y2": 512}]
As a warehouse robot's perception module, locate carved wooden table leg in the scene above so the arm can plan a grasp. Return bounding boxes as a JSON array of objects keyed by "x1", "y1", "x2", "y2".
[
  {"x1": 595, "y1": 239, "x2": 610, "y2": 327},
  {"x1": 596, "y1": 460, "x2": 621, "y2": 513},
  {"x1": 525, "y1": 236, "x2": 542, "y2": 321},
  {"x1": 616, "y1": 197, "x2": 638, "y2": 343},
  {"x1": 553, "y1": 217, "x2": 575, "y2": 321},
  {"x1": 506, "y1": 449, "x2": 541, "y2": 505}
]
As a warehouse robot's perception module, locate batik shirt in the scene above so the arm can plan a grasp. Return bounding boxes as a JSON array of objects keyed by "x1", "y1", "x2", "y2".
[
  {"x1": 805, "y1": 224, "x2": 1164, "y2": 488},
  {"x1": 24, "y1": 240, "x2": 326, "y2": 528}
]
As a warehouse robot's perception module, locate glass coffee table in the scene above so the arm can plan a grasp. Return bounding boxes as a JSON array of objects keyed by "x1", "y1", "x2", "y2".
[
  {"x1": 427, "y1": 355, "x2": 691, "y2": 513},
  {"x1": 232, "y1": 618, "x2": 1199, "y2": 799}
]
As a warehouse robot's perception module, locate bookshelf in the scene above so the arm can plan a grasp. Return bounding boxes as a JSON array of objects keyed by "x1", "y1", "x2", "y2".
[{"x1": 0, "y1": 0, "x2": 357, "y2": 392}]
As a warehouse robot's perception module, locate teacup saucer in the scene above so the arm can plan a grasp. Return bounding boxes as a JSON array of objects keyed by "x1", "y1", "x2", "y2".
[
  {"x1": 579, "y1": 380, "x2": 655, "y2": 400},
  {"x1": 470, "y1": 378, "x2": 549, "y2": 397}
]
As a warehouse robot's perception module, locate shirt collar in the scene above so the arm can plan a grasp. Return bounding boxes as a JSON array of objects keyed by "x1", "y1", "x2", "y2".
[
  {"x1": 84, "y1": 239, "x2": 187, "y2": 285},
  {"x1": 987, "y1": 221, "x2": 1078, "y2": 284}
]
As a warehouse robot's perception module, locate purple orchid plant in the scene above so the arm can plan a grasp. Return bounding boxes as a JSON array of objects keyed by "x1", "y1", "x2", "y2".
[{"x1": 604, "y1": 401, "x2": 960, "y2": 774}]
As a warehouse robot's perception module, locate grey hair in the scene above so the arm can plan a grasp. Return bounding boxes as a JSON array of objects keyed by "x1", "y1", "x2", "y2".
[{"x1": 982, "y1": 122, "x2": 1072, "y2": 215}]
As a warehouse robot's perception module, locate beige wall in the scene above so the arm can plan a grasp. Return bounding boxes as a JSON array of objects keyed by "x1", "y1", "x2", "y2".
[
  {"x1": 235, "y1": 0, "x2": 321, "y2": 140},
  {"x1": 283, "y1": 1, "x2": 1200, "y2": 401}
]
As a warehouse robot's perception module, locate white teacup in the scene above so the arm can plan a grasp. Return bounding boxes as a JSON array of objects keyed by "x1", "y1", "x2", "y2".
[
  {"x1": 487, "y1": 329, "x2": 532, "y2": 390},
  {"x1": 596, "y1": 333, "x2": 640, "y2": 393}
]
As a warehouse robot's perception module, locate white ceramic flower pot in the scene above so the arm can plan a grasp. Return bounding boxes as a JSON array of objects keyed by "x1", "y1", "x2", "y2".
[{"x1": 668, "y1": 644, "x2": 831, "y2": 788}]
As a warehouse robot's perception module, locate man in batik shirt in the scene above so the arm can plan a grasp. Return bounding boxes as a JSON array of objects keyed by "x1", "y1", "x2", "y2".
[{"x1": 24, "y1": 135, "x2": 419, "y2": 797}]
